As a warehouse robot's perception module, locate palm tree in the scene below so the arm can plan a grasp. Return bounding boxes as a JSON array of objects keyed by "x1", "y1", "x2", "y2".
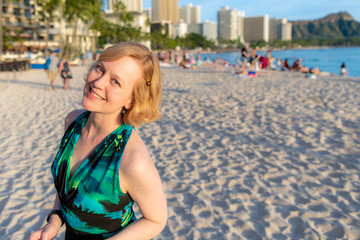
[
  {"x1": 36, "y1": 0, "x2": 61, "y2": 57},
  {"x1": 113, "y1": 1, "x2": 133, "y2": 26},
  {"x1": 64, "y1": 0, "x2": 102, "y2": 59}
]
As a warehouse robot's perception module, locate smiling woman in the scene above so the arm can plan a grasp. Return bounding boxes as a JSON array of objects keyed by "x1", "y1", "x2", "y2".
[
  {"x1": 29, "y1": 42, "x2": 167, "y2": 240},
  {"x1": 89, "y1": 43, "x2": 162, "y2": 127},
  {"x1": 82, "y1": 56, "x2": 143, "y2": 121}
]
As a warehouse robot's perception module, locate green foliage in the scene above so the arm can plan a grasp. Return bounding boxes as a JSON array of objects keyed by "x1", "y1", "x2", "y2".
[
  {"x1": 282, "y1": 12, "x2": 360, "y2": 47},
  {"x1": 113, "y1": 1, "x2": 134, "y2": 24},
  {"x1": 249, "y1": 40, "x2": 267, "y2": 49},
  {"x1": 37, "y1": 0, "x2": 60, "y2": 20},
  {"x1": 149, "y1": 32, "x2": 216, "y2": 50},
  {"x1": 183, "y1": 33, "x2": 216, "y2": 50},
  {"x1": 95, "y1": 0, "x2": 147, "y2": 47},
  {"x1": 150, "y1": 31, "x2": 169, "y2": 50},
  {"x1": 292, "y1": 19, "x2": 360, "y2": 40},
  {"x1": 269, "y1": 40, "x2": 292, "y2": 48},
  {"x1": 1, "y1": 26, "x2": 24, "y2": 50},
  {"x1": 218, "y1": 38, "x2": 242, "y2": 49}
]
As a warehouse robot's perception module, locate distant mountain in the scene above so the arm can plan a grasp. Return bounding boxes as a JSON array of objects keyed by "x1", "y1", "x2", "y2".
[{"x1": 291, "y1": 12, "x2": 360, "y2": 40}]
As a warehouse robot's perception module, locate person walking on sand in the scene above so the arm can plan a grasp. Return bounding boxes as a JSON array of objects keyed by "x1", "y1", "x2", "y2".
[
  {"x1": 44, "y1": 50, "x2": 59, "y2": 90},
  {"x1": 29, "y1": 42, "x2": 167, "y2": 240},
  {"x1": 58, "y1": 54, "x2": 72, "y2": 90}
]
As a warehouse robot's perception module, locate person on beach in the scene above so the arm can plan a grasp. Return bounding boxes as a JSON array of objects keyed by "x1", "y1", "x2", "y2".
[
  {"x1": 45, "y1": 50, "x2": 59, "y2": 90},
  {"x1": 248, "y1": 49, "x2": 259, "y2": 66},
  {"x1": 276, "y1": 58, "x2": 282, "y2": 71},
  {"x1": 340, "y1": 62, "x2": 348, "y2": 76},
  {"x1": 282, "y1": 59, "x2": 291, "y2": 71},
  {"x1": 266, "y1": 50, "x2": 273, "y2": 70},
  {"x1": 195, "y1": 53, "x2": 203, "y2": 67},
  {"x1": 58, "y1": 54, "x2": 72, "y2": 90},
  {"x1": 241, "y1": 44, "x2": 249, "y2": 71},
  {"x1": 29, "y1": 42, "x2": 167, "y2": 240}
]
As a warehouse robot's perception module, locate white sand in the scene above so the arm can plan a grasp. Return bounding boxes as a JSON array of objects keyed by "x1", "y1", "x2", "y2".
[{"x1": 0, "y1": 65, "x2": 359, "y2": 239}]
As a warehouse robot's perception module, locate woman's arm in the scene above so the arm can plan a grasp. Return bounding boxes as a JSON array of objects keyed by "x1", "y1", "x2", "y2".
[
  {"x1": 108, "y1": 132, "x2": 167, "y2": 240},
  {"x1": 64, "y1": 109, "x2": 86, "y2": 131},
  {"x1": 28, "y1": 194, "x2": 62, "y2": 240},
  {"x1": 58, "y1": 61, "x2": 63, "y2": 75},
  {"x1": 29, "y1": 109, "x2": 85, "y2": 240}
]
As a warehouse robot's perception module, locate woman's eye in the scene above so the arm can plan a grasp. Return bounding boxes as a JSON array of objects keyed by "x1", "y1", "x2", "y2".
[
  {"x1": 112, "y1": 79, "x2": 121, "y2": 86},
  {"x1": 95, "y1": 65, "x2": 104, "y2": 73}
]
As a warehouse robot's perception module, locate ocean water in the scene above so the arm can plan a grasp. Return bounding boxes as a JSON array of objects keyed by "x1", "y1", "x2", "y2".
[{"x1": 200, "y1": 47, "x2": 360, "y2": 77}]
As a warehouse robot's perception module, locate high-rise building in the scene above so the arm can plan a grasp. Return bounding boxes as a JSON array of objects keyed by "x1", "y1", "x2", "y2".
[
  {"x1": 217, "y1": 6, "x2": 241, "y2": 41},
  {"x1": 152, "y1": 0, "x2": 179, "y2": 24},
  {"x1": 151, "y1": 20, "x2": 173, "y2": 38},
  {"x1": 243, "y1": 15, "x2": 269, "y2": 42},
  {"x1": 203, "y1": 20, "x2": 217, "y2": 41},
  {"x1": 122, "y1": 0, "x2": 142, "y2": 12},
  {"x1": 173, "y1": 19, "x2": 188, "y2": 38},
  {"x1": 188, "y1": 23, "x2": 202, "y2": 35},
  {"x1": 191, "y1": 5, "x2": 201, "y2": 24},
  {"x1": 178, "y1": 3, "x2": 201, "y2": 35},
  {"x1": 179, "y1": 4, "x2": 200, "y2": 24},
  {"x1": 281, "y1": 19, "x2": 292, "y2": 41},
  {"x1": 237, "y1": 11, "x2": 245, "y2": 43},
  {"x1": 269, "y1": 17, "x2": 283, "y2": 41},
  {"x1": 1, "y1": 0, "x2": 39, "y2": 42},
  {"x1": 179, "y1": 4, "x2": 190, "y2": 24},
  {"x1": 0, "y1": 0, "x2": 97, "y2": 53},
  {"x1": 103, "y1": 0, "x2": 142, "y2": 13},
  {"x1": 270, "y1": 17, "x2": 292, "y2": 41},
  {"x1": 143, "y1": 8, "x2": 152, "y2": 21}
]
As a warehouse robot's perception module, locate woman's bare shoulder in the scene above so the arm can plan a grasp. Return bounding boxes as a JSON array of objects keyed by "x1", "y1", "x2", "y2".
[
  {"x1": 64, "y1": 109, "x2": 87, "y2": 130},
  {"x1": 122, "y1": 131, "x2": 152, "y2": 172}
]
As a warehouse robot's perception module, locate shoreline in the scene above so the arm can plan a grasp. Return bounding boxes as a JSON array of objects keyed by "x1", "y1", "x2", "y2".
[
  {"x1": 197, "y1": 47, "x2": 360, "y2": 78},
  {"x1": 213, "y1": 45, "x2": 359, "y2": 53}
]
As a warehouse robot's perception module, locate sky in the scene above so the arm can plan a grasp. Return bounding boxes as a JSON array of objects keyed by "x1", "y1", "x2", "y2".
[{"x1": 142, "y1": 0, "x2": 360, "y2": 22}]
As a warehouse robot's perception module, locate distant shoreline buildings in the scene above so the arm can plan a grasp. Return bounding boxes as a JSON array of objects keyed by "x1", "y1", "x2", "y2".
[
  {"x1": 0, "y1": 0, "x2": 98, "y2": 53},
  {"x1": 0, "y1": 0, "x2": 292, "y2": 54},
  {"x1": 149, "y1": 1, "x2": 292, "y2": 44}
]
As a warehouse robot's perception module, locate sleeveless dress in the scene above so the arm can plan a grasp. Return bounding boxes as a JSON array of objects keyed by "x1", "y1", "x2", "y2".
[{"x1": 51, "y1": 111, "x2": 136, "y2": 239}]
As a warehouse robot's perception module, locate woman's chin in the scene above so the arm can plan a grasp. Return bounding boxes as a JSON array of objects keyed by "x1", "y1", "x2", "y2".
[{"x1": 82, "y1": 99, "x2": 94, "y2": 111}]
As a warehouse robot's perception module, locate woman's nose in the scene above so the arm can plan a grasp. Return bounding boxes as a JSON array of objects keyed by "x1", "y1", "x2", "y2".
[{"x1": 92, "y1": 73, "x2": 107, "y2": 89}]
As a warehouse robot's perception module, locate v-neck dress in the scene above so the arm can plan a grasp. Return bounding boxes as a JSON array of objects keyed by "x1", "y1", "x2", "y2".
[{"x1": 51, "y1": 111, "x2": 136, "y2": 239}]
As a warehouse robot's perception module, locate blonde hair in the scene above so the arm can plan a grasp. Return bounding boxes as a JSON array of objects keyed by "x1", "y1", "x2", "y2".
[{"x1": 96, "y1": 42, "x2": 162, "y2": 127}]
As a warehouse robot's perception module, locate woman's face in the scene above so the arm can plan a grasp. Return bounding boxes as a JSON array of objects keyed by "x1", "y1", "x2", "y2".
[{"x1": 82, "y1": 56, "x2": 142, "y2": 117}]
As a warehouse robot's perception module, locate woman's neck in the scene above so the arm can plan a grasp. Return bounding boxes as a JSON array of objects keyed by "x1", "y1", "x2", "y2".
[{"x1": 84, "y1": 111, "x2": 123, "y2": 140}]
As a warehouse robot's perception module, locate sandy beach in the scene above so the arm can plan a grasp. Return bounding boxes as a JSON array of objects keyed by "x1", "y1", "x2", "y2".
[{"x1": 0, "y1": 65, "x2": 359, "y2": 239}]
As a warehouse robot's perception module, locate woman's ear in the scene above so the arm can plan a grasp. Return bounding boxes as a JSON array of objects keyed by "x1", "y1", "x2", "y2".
[{"x1": 125, "y1": 100, "x2": 134, "y2": 110}]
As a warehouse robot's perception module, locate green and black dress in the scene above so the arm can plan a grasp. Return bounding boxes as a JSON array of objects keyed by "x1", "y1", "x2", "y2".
[{"x1": 51, "y1": 111, "x2": 136, "y2": 240}]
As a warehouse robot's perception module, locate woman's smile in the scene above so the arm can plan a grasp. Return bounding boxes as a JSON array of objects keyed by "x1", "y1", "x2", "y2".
[{"x1": 88, "y1": 87, "x2": 105, "y2": 100}]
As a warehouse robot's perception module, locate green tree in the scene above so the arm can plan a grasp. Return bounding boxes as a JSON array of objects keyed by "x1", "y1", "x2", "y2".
[
  {"x1": 36, "y1": 0, "x2": 61, "y2": 57},
  {"x1": 0, "y1": 0, "x2": 19, "y2": 59},
  {"x1": 113, "y1": 1, "x2": 133, "y2": 25},
  {"x1": 184, "y1": 33, "x2": 216, "y2": 50},
  {"x1": 96, "y1": 1, "x2": 149, "y2": 46},
  {"x1": 64, "y1": 0, "x2": 102, "y2": 59},
  {"x1": 249, "y1": 40, "x2": 266, "y2": 49},
  {"x1": 110, "y1": 1, "x2": 140, "y2": 43}
]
